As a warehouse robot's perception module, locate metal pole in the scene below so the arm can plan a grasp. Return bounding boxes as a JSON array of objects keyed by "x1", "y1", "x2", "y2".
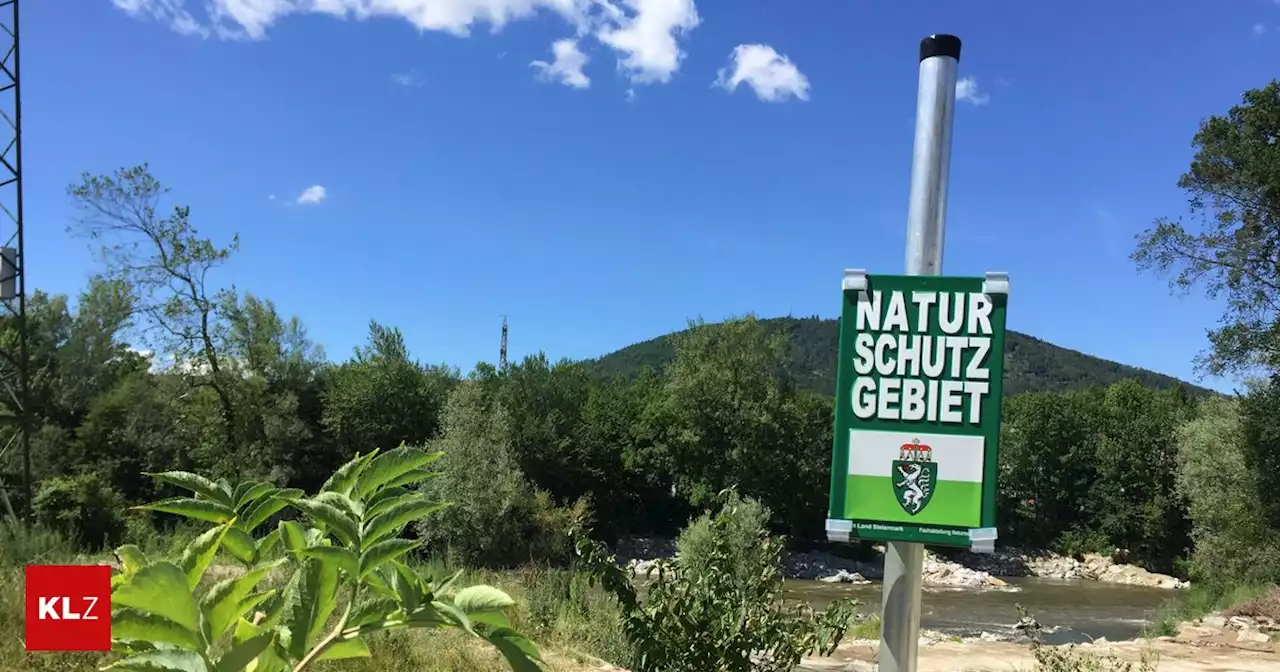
[{"x1": 879, "y1": 34, "x2": 961, "y2": 672}]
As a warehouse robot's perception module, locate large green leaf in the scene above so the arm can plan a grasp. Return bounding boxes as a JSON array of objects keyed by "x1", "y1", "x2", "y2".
[
  {"x1": 281, "y1": 557, "x2": 339, "y2": 660},
  {"x1": 299, "y1": 546, "x2": 359, "y2": 577},
  {"x1": 116, "y1": 545, "x2": 149, "y2": 576},
  {"x1": 485, "y1": 627, "x2": 544, "y2": 672},
  {"x1": 201, "y1": 558, "x2": 288, "y2": 642},
  {"x1": 364, "y1": 486, "x2": 409, "y2": 514},
  {"x1": 347, "y1": 598, "x2": 398, "y2": 628},
  {"x1": 431, "y1": 600, "x2": 477, "y2": 637},
  {"x1": 389, "y1": 562, "x2": 422, "y2": 613},
  {"x1": 315, "y1": 635, "x2": 371, "y2": 661},
  {"x1": 221, "y1": 528, "x2": 257, "y2": 565},
  {"x1": 145, "y1": 472, "x2": 233, "y2": 508},
  {"x1": 278, "y1": 521, "x2": 308, "y2": 554},
  {"x1": 232, "y1": 482, "x2": 274, "y2": 511},
  {"x1": 364, "y1": 492, "x2": 422, "y2": 522},
  {"x1": 313, "y1": 491, "x2": 362, "y2": 520},
  {"x1": 100, "y1": 649, "x2": 210, "y2": 672},
  {"x1": 454, "y1": 585, "x2": 515, "y2": 614},
  {"x1": 362, "y1": 500, "x2": 449, "y2": 546},
  {"x1": 355, "y1": 446, "x2": 443, "y2": 498},
  {"x1": 320, "y1": 450, "x2": 379, "y2": 497},
  {"x1": 255, "y1": 529, "x2": 282, "y2": 562},
  {"x1": 358, "y1": 538, "x2": 419, "y2": 578},
  {"x1": 382, "y1": 468, "x2": 441, "y2": 490},
  {"x1": 213, "y1": 631, "x2": 273, "y2": 672},
  {"x1": 113, "y1": 563, "x2": 201, "y2": 634},
  {"x1": 135, "y1": 498, "x2": 235, "y2": 524},
  {"x1": 179, "y1": 521, "x2": 234, "y2": 591},
  {"x1": 362, "y1": 568, "x2": 398, "y2": 601},
  {"x1": 111, "y1": 609, "x2": 202, "y2": 651},
  {"x1": 283, "y1": 497, "x2": 359, "y2": 547},
  {"x1": 241, "y1": 490, "x2": 298, "y2": 532}
]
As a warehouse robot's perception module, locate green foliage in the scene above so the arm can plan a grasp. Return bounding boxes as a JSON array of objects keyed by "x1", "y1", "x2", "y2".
[
  {"x1": 322, "y1": 321, "x2": 455, "y2": 465},
  {"x1": 572, "y1": 497, "x2": 855, "y2": 672},
  {"x1": 105, "y1": 450, "x2": 542, "y2": 672},
  {"x1": 1133, "y1": 80, "x2": 1280, "y2": 377},
  {"x1": 32, "y1": 473, "x2": 127, "y2": 551},
  {"x1": 997, "y1": 382, "x2": 1195, "y2": 571},
  {"x1": 418, "y1": 382, "x2": 589, "y2": 568},
  {"x1": 1174, "y1": 395, "x2": 1280, "y2": 589},
  {"x1": 675, "y1": 491, "x2": 773, "y2": 591}
]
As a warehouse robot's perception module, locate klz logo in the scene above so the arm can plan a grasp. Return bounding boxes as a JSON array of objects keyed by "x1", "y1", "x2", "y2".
[
  {"x1": 25, "y1": 564, "x2": 112, "y2": 651},
  {"x1": 37, "y1": 596, "x2": 101, "y2": 620}
]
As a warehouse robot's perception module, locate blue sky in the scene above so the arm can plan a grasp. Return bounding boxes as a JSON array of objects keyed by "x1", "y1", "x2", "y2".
[{"x1": 19, "y1": 1, "x2": 1280, "y2": 392}]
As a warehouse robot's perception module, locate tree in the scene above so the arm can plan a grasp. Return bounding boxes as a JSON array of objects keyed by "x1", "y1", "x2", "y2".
[
  {"x1": 322, "y1": 320, "x2": 454, "y2": 456},
  {"x1": 222, "y1": 292, "x2": 330, "y2": 490},
  {"x1": 1174, "y1": 396, "x2": 1280, "y2": 588},
  {"x1": 998, "y1": 389, "x2": 1104, "y2": 550},
  {"x1": 67, "y1": 165, "x2": 244, "y2": 456},
  {"x1": 417, "y1": 381, "x2": 535, "y2": 567},
  {"x1": 487, "y1": 353, "x2": 593, "y2": 505},
  {"x1": 1133, "y1": 81, "x2": 1280, "y2": 377},
  {"x1": 1091, "y1": 381, "x2": 1193, "y2": 570}
]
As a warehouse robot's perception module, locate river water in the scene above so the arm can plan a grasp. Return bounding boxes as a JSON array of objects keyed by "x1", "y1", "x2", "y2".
[{"x1": 784, "y1": 577, "x2": 1175, "y2": 645}]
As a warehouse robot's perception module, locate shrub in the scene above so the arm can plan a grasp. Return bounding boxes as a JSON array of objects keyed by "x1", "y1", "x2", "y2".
[
  {"x1": 102, "y1": 447, "x2": 542, "y2": 672},
  {"x1": 572, "y1": 495, "x2": 856, "y2": 672},
  {"x1": 31, "y1": 473, "x2": 127, "y2": 550},
  {"x1": 1053, "y1": 527, "x2": 1112, "y2": 560},
  {"x1": 419, "y1": 382, "x2": 591, "y2": 568},
  {"x1": 676, "y1": 490, "x2": 773, "y2": 591}
]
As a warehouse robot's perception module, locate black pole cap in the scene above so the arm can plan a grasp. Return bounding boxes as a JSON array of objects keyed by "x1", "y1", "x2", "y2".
[{"x1": 919, "y1": 34, "x2": 962, "y2": 63}]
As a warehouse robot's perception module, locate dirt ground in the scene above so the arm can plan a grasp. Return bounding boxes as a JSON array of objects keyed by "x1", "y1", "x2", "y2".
[{"x1": 798, "y1": 639, "x2": 1280, "y2": 671}]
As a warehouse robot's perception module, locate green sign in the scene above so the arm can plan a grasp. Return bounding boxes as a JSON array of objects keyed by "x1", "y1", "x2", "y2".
[{"x1": 826, "y1": 271, "x2": 1009, "y2": 550}]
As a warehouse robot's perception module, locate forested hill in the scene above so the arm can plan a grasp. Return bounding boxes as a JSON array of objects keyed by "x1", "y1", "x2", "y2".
[{"x1": 589, "y1": 316, "x2": 1215, "y2": 398}]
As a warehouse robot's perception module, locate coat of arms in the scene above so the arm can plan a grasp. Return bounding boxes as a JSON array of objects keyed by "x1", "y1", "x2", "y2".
[{"x1": 892, "y1": 440, "x2": 936, "y2": 516}]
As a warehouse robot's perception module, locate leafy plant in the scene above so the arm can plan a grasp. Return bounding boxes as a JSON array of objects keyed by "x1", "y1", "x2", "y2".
[
  {"x1": 571, "y1": 495, "x2": 856, "y2": 672},
  {"x1": 103, "y1": 445, "x2": 543, "y2": 672}
]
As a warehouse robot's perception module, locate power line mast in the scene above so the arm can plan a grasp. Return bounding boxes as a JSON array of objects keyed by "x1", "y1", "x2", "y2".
[
  {"x1": 0, "y1": 0, "x2": 29, "y2": 518},
  {"x1": 499, "y1": 316, "x2": 508, "y2": 370}
]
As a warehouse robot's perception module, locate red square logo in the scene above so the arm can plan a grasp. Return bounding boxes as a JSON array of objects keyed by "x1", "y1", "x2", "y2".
[{"x1": 24, "y1": 564, "x2": 112, "y2": 651}]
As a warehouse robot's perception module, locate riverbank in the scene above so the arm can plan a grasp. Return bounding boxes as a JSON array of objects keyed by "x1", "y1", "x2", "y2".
[
  {"x1": 795, "y1": 637, "x2": 1280, "y2": 672},
  {"x1": 615, "y1": 538, "x2": 1188, "y2": 591}
]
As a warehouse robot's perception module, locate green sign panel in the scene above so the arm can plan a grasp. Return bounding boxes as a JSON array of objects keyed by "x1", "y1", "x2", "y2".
[{"x1": 826, "y1": 271, "x2": 1009, "y2": 550}]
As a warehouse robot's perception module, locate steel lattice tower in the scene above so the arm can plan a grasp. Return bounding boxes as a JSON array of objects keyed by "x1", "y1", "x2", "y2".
[
  {"x1": 499, "y1": 316, "x2": 508, "y2": 370},
  {"x1": 0, "y1": 0, "x2": 29, "y2": 516}
]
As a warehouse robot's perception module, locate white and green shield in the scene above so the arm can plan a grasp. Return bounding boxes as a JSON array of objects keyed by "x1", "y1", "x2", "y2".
[{"x1": 891, "y1": 458, "x2": 936, "y2": 516}]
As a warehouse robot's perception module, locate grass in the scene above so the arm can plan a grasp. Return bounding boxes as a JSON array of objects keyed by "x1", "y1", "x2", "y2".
[
  {"x1": 849, "y1": 614, "x2": 881, "y2": 640},
  {"x1": 1143, "y1": 582, "x2": 1275, "y2": 637},
  {"x1": 0, "y1": 521, "x2": 634, "y2": 672}
]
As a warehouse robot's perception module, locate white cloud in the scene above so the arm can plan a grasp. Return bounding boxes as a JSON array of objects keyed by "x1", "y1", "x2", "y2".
[
  {"x1": 296, "y1": 185, "x2": 327, "y2": 205},
  {"x1": 112, "y1": 0, "x2": 209, "y2": 37},
  {"x1": 531, "y1": 39, "x2": 590, "y2": 88},
  {"x1": 713, "y1": 44, "x2": 809, "y2": 102},
  {"x1": 391, "y1": 71, "x2": 424, "y2": 87},
  {"x1": 595, "y1": 0, "x2": 700, "y2": 84},
  {"x1": 1253, "y1": 23, "x2": 1267, "y2": 36},
  {"x1": 956, "y1": 76, "x2": 990, "y2": 106},
  {"x1": 111, "y1": 0, "x2": 701, "y2": 86}
]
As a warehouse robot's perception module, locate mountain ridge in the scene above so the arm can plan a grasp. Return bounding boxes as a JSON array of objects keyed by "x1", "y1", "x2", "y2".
[{"x1": 588, "y1": 316, "x2": 1215, "y2": 398}]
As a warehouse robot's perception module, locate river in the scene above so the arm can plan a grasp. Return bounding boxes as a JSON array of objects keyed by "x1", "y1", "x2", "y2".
[{"x1": 784, "y1": 577, "x2": 1176, "y2": 645}]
